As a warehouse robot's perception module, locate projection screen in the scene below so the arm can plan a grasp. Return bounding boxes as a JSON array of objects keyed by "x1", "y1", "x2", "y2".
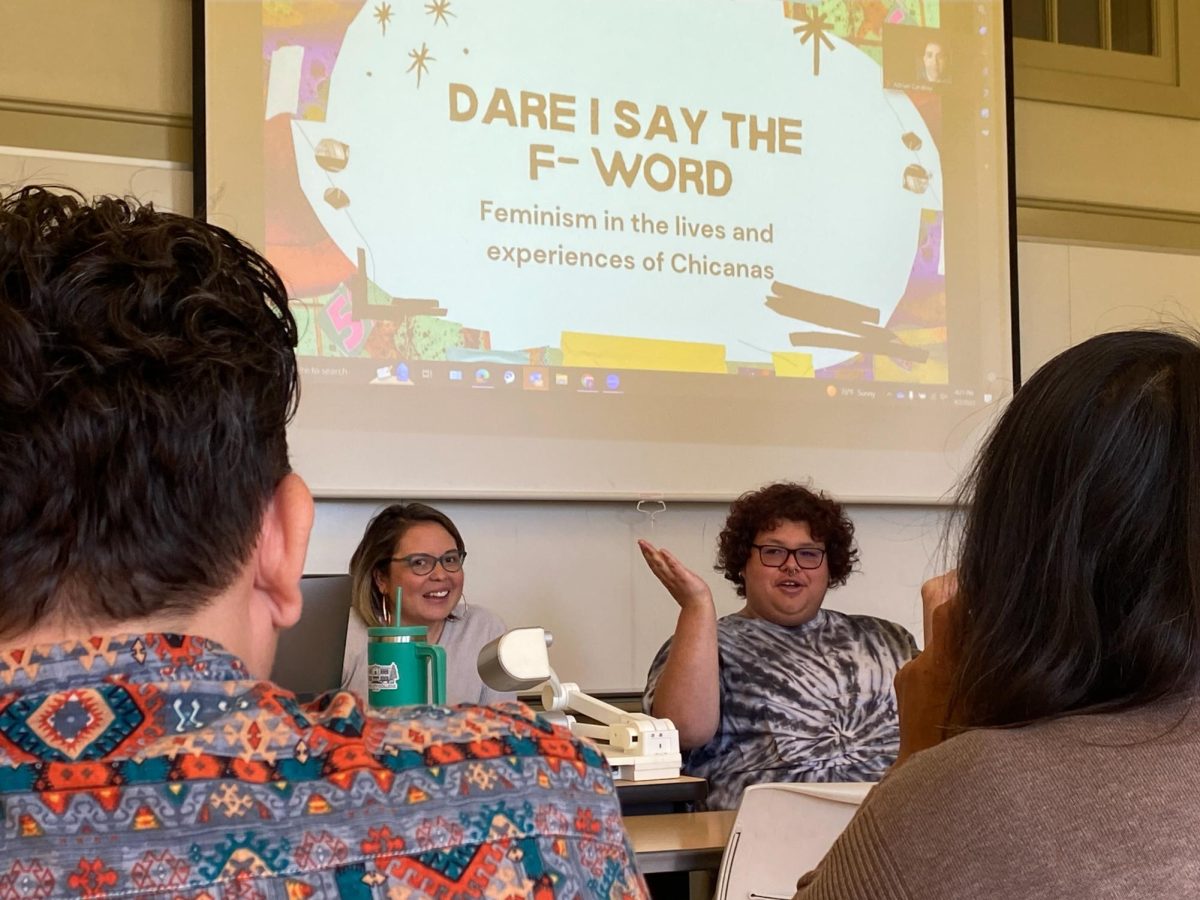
[{"x1": 198, "y1": 0, "x2": 1017, "y2": 501}]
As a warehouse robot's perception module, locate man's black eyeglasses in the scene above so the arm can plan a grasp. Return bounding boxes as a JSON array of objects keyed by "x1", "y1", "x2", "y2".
[{"x1": 751, "y1": 544, "x2": 825, "y2": 570}]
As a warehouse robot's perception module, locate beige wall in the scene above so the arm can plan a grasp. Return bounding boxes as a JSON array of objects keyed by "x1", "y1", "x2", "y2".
[
  {"x1": 1016, "y1": 102, "x2": 1200, "y2": 214},
  {"x1": 3, "y1": 1, "x2": 1200, "y2": 687},
  {"x1": 0, "y1": 0, "x2": 191, "y2": 161},
  {"x1": 1014, "y1": 101, "x2": 1200, "y2": 252}
]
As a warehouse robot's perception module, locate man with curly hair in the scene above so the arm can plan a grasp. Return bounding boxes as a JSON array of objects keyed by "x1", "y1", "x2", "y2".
[
  {"x1": 0, "y1": 187, "x2": 645, "y2": 898},
  {"x1": 640, "y1": 482, "x2": 916, "y2": 810}
]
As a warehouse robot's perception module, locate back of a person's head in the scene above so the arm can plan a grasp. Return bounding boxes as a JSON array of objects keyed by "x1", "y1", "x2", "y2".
[
  {"x1": 952, "y1": 329, "x2": 1200, "y2": 727},
  {"x1": 0, "y1": 186, "x2": 298, "y2": 638}
]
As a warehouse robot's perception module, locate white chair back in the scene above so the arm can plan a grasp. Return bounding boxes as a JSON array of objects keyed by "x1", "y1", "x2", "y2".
[{"x1": 713, "y1": 782, "x2": 873, "y2": 900}]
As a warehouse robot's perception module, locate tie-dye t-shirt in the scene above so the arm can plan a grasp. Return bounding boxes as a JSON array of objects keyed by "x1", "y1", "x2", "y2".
[
  {"x1": 0, "y1": 633, "x2": 647, "y2": 899},
  {"x1": 643, "y1": 610, "x2": 918, "y2": 811}
]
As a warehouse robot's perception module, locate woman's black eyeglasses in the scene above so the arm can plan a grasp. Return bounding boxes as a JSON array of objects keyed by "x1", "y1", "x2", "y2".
[{"x1": 389, "y1": 550, "x2": 466, "y2": 576}]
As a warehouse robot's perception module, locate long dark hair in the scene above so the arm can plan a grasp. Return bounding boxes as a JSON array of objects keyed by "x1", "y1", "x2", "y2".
[{"x1": 949, "y1": 329, "x2": 1200, "y2": 728}]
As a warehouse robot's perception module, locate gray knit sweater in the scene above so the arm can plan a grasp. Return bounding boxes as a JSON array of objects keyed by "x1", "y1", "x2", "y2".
[{"x1": 794, "y1": 698, "x2": 1200, "y2": 899}]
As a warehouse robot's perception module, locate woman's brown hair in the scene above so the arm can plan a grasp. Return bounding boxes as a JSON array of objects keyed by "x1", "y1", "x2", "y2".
[{"x1": 349, "y1": 503, "x2": 466, "y2": 627}]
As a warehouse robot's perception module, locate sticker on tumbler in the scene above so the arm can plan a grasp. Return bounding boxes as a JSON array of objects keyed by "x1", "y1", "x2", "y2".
[{"x1": 368, "y1": 662, "x2": 400, "y2": 693}]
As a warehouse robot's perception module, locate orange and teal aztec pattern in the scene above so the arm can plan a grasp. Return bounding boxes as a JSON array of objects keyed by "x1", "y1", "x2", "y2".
[{"x1": 0, "y1": 633, "x2": 648, "y2": 899}]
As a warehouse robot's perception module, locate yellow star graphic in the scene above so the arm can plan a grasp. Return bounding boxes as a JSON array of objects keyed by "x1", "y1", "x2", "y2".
[
  {"x1": 793, "y1": 4, "x2": 836, "y2": 77},
  {"x1": 374, "y1": 2, "x2": 393, "y2": 36},
  {"x1": 408, "y1": 42, "x2": 435, "y2": 88},
  {"x1": 425, "y1": 0, "x2": 455, "y2": 27}
]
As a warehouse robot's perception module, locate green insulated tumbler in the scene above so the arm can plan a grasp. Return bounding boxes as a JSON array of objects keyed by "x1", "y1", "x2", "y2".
[{"x1": 366, "y1": 625, "x2": 447, "y2": 707}]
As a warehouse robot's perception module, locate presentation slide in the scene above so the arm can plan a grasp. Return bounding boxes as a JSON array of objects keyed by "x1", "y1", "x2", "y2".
[{"x1": 202, "y1": 0, "x2": 1014, "y2": 501}]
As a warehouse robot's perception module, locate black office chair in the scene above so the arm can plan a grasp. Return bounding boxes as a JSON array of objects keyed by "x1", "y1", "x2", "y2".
[{"x1": 270, "y1": 574, "x2": 351, "y2": 698}]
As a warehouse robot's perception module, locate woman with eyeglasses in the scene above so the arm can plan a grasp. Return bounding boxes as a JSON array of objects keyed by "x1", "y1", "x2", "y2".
[
  {"x1": 640, "y1": 482, "x2": 917, "y2": 810},
  {"x1": 341, "y1": 502, "x2": 514, "y2": 705}
]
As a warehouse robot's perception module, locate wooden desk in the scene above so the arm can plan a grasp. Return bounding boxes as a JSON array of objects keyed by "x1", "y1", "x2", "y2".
[
  {"x1": 624, "y1": 810, "x2": 736, "y2": 874},
  {"x1": 615, "y1": 774, "x2": 708, "y2": 814}
]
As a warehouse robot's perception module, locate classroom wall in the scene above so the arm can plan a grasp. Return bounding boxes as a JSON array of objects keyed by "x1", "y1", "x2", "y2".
[
  {"x1": 0, "y1": 1, "x2": 191, "y2": 161},
  {"x1": 4, "y1": 0, "x2": 1200, "y2": 689}
]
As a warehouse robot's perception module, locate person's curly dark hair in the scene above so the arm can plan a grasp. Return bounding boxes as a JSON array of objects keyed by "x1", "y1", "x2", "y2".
[
  {"x1": 716, "y1": 482, "x2": 858, "y2": 597},
  {"x1": 0, "y1": 186, "x2": 298, "y2": 638}
]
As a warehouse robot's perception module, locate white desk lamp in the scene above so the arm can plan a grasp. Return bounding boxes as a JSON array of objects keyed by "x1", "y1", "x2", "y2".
[{"x1": 477, "y1": 627, "x2": 682, "y2": 781}]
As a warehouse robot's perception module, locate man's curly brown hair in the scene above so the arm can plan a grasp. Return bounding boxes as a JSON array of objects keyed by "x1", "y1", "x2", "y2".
[
  {"x1": 716, "y1": 482, "x2": 858, "y2": 597},
  {"x1": 0, "y1": 186, "x2": 298, "y2": 638}
]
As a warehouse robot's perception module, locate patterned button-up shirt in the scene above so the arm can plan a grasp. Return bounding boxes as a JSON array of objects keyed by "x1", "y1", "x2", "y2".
[{"x1": 0, "y1": 633, "x2": 647, "y2": 899}]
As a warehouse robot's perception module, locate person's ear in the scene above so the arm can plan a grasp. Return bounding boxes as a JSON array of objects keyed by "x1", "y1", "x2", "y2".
[
  {"x1": 253, "y1": 473, "x2": 314, "y2": 630},
  {"x1": 373, "y1": 565, "x2": 389, "y2": 594}
]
